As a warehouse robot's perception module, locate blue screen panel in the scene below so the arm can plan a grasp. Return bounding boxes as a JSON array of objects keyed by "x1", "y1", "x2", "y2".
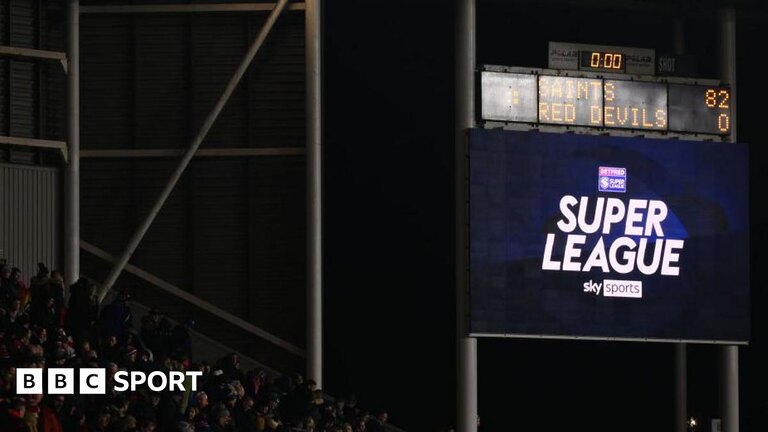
[{"x1": 469, "y1": 129, "x2": 749, "y2": 343}]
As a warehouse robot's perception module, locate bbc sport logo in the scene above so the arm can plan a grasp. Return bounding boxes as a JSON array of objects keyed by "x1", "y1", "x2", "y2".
[
  {"x1": 16, "y1": 368, "x2": 202, "y2": 395},
  {"x1": 598, "y1": 166, "x2": 627, "y2": 193}
]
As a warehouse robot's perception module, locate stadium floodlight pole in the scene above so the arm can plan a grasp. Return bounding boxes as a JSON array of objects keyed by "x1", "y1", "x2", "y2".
[
  {"x1": 306, "y1": 0, "x2": 323, "y2": 387},
  {"x1": 64, "y1": 0, "x2": 80, "y2": 291},
  {"x1": 96, "y1": 0, "x2": 292, "y2": 303},
  {"x1": 719, "y1": 7, "x2": 739, "y2": 432},
  {"x1": 456, "y1": 0, "x2": 478, "y2": 432}
]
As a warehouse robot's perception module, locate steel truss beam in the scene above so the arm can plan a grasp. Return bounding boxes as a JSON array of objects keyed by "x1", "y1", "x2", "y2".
[
  {"x1": 81, "y1": 147, "x2": 304, "y2": 158},
  {"x1": 96, "y1": 0, "x2": 293, "y2": 303},
  {"x1": 82, "y1": 240, "x2": 306, "y2": 357},
  {"x1": 0, "y1": 135, "x2": 68, "y2": 162},
  {"x1": 81, "y1": 3, "x2": 304, "y2": 14},
  {"x1": 0, "y1": 45, "x2": 68, "y2": 72}
]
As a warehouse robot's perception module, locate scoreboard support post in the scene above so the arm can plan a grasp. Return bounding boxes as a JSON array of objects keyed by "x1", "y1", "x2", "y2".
[
  {"x1": 719, "y1": 7, "x2": 739, "y2": 432},
  {"x1": 456, "y1": 0, "x2": 478, "y2": 432},
  {"x1": 674, "y1": 344, "x2": 687, "y2": 432},
  {"x1": 673, "y1": 15, "x2": 688, "y2": 432},
  {"x1": 306, "y1": 0, "x2": 323, "y2": 388},
  {"x1": 64, "y1": 0, "x2": 80, "y2": 291}
]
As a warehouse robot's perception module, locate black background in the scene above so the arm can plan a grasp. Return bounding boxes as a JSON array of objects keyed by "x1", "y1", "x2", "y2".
[{"x1": 323, "y1": 1, "x2": 766, "y2": 431}]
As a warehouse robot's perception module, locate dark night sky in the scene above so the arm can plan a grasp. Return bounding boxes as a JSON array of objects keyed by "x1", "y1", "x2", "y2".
[{"x1": 321, "y1": 1, "x2": 766, "y2": 431}]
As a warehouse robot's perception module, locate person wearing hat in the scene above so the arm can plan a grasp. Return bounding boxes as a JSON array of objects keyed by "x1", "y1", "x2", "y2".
[{"x1": 121, "y1": 346, "x2": 138, "y2": 368}]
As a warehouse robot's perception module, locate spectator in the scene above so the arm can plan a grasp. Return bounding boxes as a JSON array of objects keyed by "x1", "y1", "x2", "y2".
[
  {"x1": 353, "y1": 418, "x2": 367, "y2": 432},
  {"x1": 141, "y1": 309, "x2": 162, "y2": 356},
  {"x1": 0, "y1": 264, "x2": 13, "y2": 303},
  {"x1": 23, "y1": 393, "x2": 43, "y2": 432},
  {"x1": 233, "y1": 395, "x2": 257, "y2": 432},
  {"x1": 29, "y1": 263, "x2": 49, "y2": 288},
  {"x1": 157, "y1": 391, "x2": 183, "y2": 432},
  {"x1": 0, "y1": 258, "x2": 385, "y2": 432},
  {"x1": 210, "y1": 403, "x2": 236, "y2": 432},
  {"x1": 30, "y1": 297, "x2": 57, "y2": 333},
  {"x1": 91, "y1": 410, "x2": 111, "y2": 432},
  {"x1": 138, "y1": 418, "x2": 157, "y2": 432},
  {"x1": 98, "y1": 289, "x2": 132, "y2": 342},
  {"x1": 169, "y1": 321, "x2": 192, "y2": 360},
  {"x1": 64, "y1": 278, "x2": 97, "y2": 345},
  {"x1": 366, "y1": 410, "x2": 388, "y2": 432},
  {"x1": 29, "y1": 267, "x2": 51, "y2": 321},
  {"x1": 47, "y1": 271, "x2": 65, "y2": 327},
  {"x1": 39, "y1": 395, "x2": 64, "y2": 432},
  {"x1": 11, "y1": 268, "x2": 29, "y2": 307},
  {"x1": 3, "y1": 299, "x2": 24, "y2": 328},
  {"x1": 303, "y1": 416, "x2": 317, "y2": 432},
  {"x1": 101, "y1": 335, "x2": 120, "y2": 364},
  {"x1": 1, "y1": 397, "x2": 28, "y2": 431}
]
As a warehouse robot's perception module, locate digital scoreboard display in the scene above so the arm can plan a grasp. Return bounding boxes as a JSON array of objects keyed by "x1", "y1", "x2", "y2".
[
  {"x1": 537, "y1": 76, "x2": 602, "y2": 126},
  {"x1": 668, "y1": 84, "x2": 731, "y2": 134},
  {"x1": 480, "y1": 70, "x2": 731, "y2": 135},
  {"x1": 604, "y1": 80, "x2": 666, "y2": 130},
  {"x1": 480, "y1": 72, "x2": 537, "y2": 123},
  {"x1": 579, "y1": 51, "x2": 625, "y2": 72},
  {"x1": 469, "y1": 129, "x2": 750, "y2": 342}
]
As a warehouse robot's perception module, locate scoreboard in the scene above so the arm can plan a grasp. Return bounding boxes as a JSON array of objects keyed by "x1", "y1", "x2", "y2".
[
  {"x1": 481, "y1": 42, "x2": 731, "y2": 136},
  {"x1": 480, "y1": 70, "x2": 731, "y2": 135}
]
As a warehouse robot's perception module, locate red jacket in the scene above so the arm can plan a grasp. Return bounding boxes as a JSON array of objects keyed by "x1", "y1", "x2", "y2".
[{"x1": 39, "y1": 405, "x2": 62, "y2": 432}]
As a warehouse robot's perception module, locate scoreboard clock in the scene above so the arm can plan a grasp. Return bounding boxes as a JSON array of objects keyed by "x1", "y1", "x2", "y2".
[
  {"x1": 579, "y1": 51, "x2": 625, "y2": 72},
  {"x1": 548, "y1": 41, "x2": 655, "y2": 75}
]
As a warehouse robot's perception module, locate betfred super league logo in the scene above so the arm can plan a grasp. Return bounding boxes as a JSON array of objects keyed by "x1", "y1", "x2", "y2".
[{"x1": 598, "y1": 166, "x2": 626, "y2": 193}]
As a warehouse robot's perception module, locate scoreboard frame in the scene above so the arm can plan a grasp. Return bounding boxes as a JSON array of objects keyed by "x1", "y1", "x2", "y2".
[{"x1": 478, "y1": 64, "x2": 731, "y2": 141}]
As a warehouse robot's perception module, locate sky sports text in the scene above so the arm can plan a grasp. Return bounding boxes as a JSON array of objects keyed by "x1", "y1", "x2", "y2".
[
  {"x1": 16, "y1": 368, "x2": 202, "y2": 395},
  {"x1": 583, "y1": 279, "x2": 642, "y2": 298}
]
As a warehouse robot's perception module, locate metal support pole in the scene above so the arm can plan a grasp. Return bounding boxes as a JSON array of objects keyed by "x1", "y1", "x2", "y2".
[
  {"x1": 306, "y1": 0, "x2": 323, "y2": 386},
  {"x1": 456, "y1": 1, "x2": 477, "y2": 432},
  {"x1": 674, "y1": 343, "x2": 687, "y2": 432},
  {"x1": 672, "y1": 15, "x2": 687, "y2": 432},
  {"x1": 96, "y1": 0, "x2": 292, "y2": 302},
  {"x1": 720, "y1": 346, "x2": 739, "y2": 432},
  {"x1": 64, "y1": 0, "x2": 80, "y2": 289},
  {"x1": 673, "y1": 17, "x2": 685, "y2": 56},
  {"x1": 720, "y1": 7, "x2": 737, "y2": 144},
  {"x1": 719, "y1": 7, "x2": 738, "y2": 432}
]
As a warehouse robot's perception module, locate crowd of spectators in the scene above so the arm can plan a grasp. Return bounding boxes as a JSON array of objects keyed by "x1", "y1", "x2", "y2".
[{"x1": 0, "y1": 260, "x2": 390, "y2": 432}]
